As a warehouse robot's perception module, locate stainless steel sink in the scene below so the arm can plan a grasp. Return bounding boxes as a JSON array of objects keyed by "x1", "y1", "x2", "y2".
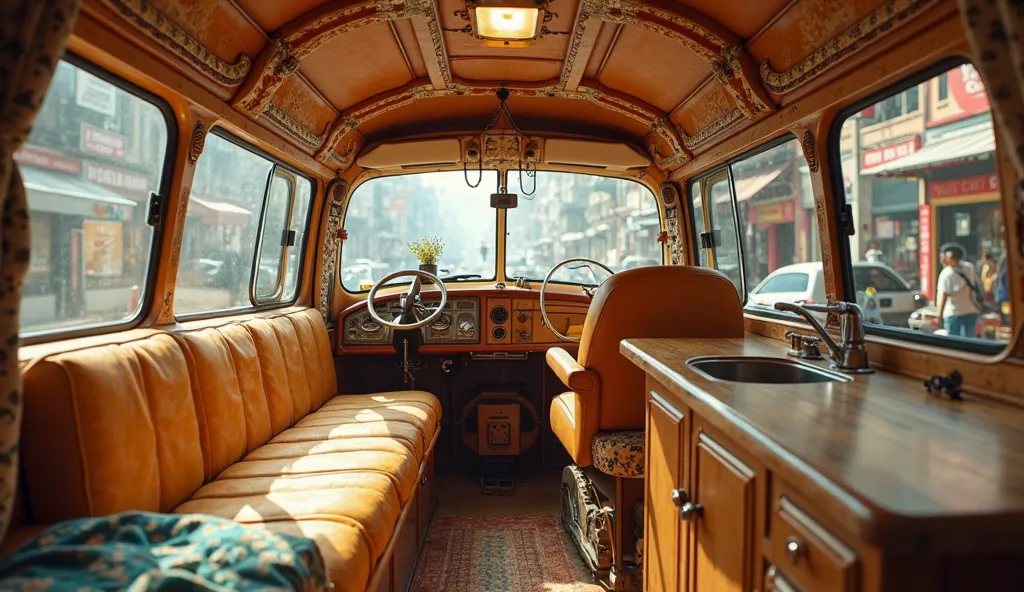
[{"x1": 686, "y1": 356, "x2": 851, "y2": 384}]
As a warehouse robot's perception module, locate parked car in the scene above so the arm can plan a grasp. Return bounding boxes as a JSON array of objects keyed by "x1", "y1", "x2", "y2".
[{"x1": 748, "y1": 261, "x2": 926, "y2": 327}]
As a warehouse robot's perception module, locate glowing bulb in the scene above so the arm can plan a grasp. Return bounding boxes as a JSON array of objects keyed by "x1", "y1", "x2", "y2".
[{"x1": 475, "y1": 6, "x2": 539, "y2": 39}]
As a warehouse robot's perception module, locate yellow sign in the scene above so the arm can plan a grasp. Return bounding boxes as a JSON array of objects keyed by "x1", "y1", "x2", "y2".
[{"x1": 83, "y1": 219, "x2": 123, "y2": 277}]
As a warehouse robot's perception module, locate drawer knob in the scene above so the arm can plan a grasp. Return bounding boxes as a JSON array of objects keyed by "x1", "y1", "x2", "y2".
[
  {"x1": 670, "y1": 489, "x2": 703, "y2": 521},
  {"x1": 785, "y1": 536, "x2": 805, "y2": 562}
]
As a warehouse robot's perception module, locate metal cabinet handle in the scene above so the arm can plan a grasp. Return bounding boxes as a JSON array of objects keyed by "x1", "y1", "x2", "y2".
[
  {"x1": 785, "y1": 536, "x2": 804, "y2": 563},
  {"x1": 670, "y1": 488, "x2": 704, "y2": 521}
]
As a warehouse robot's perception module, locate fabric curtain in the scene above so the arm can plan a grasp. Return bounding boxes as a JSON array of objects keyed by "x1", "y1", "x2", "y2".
[
  {"x1": 959, "y1": 1, "x2": 1024, "y2": 199},
  {"x1": 0, "y1": 1, "x2": 81, "y2": 541}
]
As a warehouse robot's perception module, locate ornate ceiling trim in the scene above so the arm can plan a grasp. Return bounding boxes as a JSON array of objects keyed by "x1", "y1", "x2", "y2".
[
  {"x1": 760, "y1": 0, "x2": 936, "y2": 95},
  {"x1": 320, "y1": 179, "x2": 350, "y2": 321},
  {"x1": 558, "y1": 3, "x2": 602, "y2": 91},
  {"x1": 232, "y1": 0, "x2": 437, "y2": 118},
  {"x1": 263, "y1": 103, "x2": 333, "y2": 150},
  {"x1": 582, "y1": 0, "x2": 774, "y2": 119},
  {"x1": 411, "y1": 0, "x2": 453, "y2": 89},
  {"x1": 679, "y1": 107, "x2": 743, "y2": 150},
  {"x1": 96, "y1": 0, "x2": 251, "y2": 85}
]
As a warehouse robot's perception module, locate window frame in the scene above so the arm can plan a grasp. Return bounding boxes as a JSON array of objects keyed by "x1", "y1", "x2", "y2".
[
  {"x1": 175, "y1": 128, "x2": 315, "y2": 321},
  {"x1": 340, "y1": 170, "x2": 502, "y2": 294},
  {"x1": 20, "y1": 52, "x2": 178, "y2": 345},
  {"x1": 827, "y1": 56, "x2": 1005, "y2": 355}
]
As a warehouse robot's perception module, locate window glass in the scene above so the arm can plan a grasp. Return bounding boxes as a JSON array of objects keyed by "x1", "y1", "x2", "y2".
[
  {"x1": 838, "y1": 63, "x2": 1009, "y2": 345},
  {"x1": 175, "y1": 133, "x2": 311, "y2": 315},
  {"x1": 254, "y1": 173, "x2": 292, "y2": 302},
  {"x1": 755, "y1": 273, "x2": 810, "y2": 294},
  {"x1": 342, "y1": 171, "x2": 497, "y2": 291},
  {"x1": 506, "y1": 171, "x2": 661, "y2": 281},
  {"x1": 707, "y1": 174, "x2": 743, "y2": 294},
  {"x1": 17, "y1": 60, "x2": 168, "y2": 335},
  {"x1": 689, "y1": 181, "x2": 707, "y2": 266}
]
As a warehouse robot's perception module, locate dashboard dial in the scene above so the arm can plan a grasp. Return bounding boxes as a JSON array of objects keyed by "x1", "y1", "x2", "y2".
[
  {"x1": 360, "y1": 317, "x2": 382, "y2": 333},
  {"x1": 429, "y1": 313, "x2": 452, "y2": 331},
  {"x1": 458, "y1": 317, "x2": 476, "y2": 336}
]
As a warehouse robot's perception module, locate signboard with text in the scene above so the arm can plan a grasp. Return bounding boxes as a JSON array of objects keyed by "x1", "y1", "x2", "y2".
[
  {"x1": 81, "y1": 123, "x2": 126, "y2": 160},
  {"x1": 75, "y1": 69, "x2": 117, "y2": 116},
  {"x1": 929, "y1": 173, "x2": 999, "y2": 200},
  {"x1": 862, "y1": 136, "x2": 921, "y2": 169},
  {"x1": 948, "y1": 64, "x2": 991, "y2": 117},
  {"x1": 749, "y1": 200, "x2": 795, "y2": 225},
  {"x1": 84, "y1": 161, "x2": 151, "y2": 198},
  {"x1": 13, "y1": 146, "x2": 82, "y2": 175},
  {"x1": 919, "y1": 204, "x2": 932, "y2": 298}
]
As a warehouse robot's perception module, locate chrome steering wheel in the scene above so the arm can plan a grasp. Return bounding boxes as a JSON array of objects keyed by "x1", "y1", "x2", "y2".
[
  {"x1": 539, "y1": 257, "x2": 615, "y2": 342},
  {"x1": 366, "y1": 270, "x2": 448, "y2": 330}
]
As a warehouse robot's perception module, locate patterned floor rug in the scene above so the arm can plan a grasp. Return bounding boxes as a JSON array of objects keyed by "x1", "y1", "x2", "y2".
[{"x1": 410, "y1": 515, "x2": 603, "y2": 592}]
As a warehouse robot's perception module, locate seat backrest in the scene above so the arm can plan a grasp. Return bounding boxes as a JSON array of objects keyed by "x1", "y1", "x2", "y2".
[
  {"x1": 578, "y1": 266, "x2": 744, "y2": 431},
  {"x1": 18, "y1": 308, "x2": 338, "y2": 524}
]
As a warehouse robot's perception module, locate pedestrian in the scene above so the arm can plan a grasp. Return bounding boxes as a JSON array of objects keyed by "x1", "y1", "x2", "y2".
[
  {"x1": 980, "y1": 252, "x2": 998, "y2": 304},
  {"x1": 935, "y1": 243, "x2": 981, "y2": 337},
  {"x1": 865, "y1": 241, "x2": 883, "y2": 263}
]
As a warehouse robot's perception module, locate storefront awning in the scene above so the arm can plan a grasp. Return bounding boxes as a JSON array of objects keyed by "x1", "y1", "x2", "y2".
[
  {"x1": 22, "y1": 165, "x2": 136, "y2": 218},
  {"x1": 189, "y1": 196, "x2": 252, "y2": 226},
  {"x1": 862, "y1": 122, "x2": 995, "y2": 176},
  {"x1": 732, "y1": 164, "x2": 788, "y2": 202}
]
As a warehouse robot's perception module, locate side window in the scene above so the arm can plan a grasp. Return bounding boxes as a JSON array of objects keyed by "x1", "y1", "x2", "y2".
[
  {"x1": 17, "y1": 59, "x2": 170, "y2": 336},
  {"x1": 175, "y1": 132, "x2": 312, "y2": 316},
  {"x1": 688, "y1": 137, "x2": 821, "y2": 307},
  {"x1": 689, "y1": 181, "x2": 707, "y2": 266},
  {"x1": 755, "y1": 273, "x2": 809, "y2": 294},
  {"x1": 837, "y1": 62, "x2": 1008, "y2": 347}
]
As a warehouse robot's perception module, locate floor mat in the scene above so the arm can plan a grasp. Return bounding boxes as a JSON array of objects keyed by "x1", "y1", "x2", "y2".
[{"x1": 410, "y1": 515, "x2": 603, "y2": 592}]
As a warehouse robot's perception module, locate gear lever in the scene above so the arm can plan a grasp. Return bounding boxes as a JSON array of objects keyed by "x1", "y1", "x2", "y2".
[{"x1": 402, "y1": 338, "x2": 414, "y2": 388}]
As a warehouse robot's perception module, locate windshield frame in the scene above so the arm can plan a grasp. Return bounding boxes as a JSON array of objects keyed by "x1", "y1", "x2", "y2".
[{"x1": 340, "y1": 170, "x2": 502, "y2": 294}]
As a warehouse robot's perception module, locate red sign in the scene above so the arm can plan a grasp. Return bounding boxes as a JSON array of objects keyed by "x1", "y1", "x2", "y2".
[
  {"x1": 13, "y1": 145, "x2": 82, "y2": 175},
  {"x1": 862, "y1": 136, "x2": 921, "y2": 169},
  {"x1": 748, "y1": 200, "x2": 795, "y2": 225},
  {"x1": 919, "y1": 204, "x2": 932, "y2": 299},
  {"x1": 84, "y1": 161, "x2": 151, "y2": 198},
  {"x1": 929, "y1": 173, "x2": 999, "y2": 200},
  {"x1": 81, "y1": 123, "x2": 126, "y2": 160},
  {"x1": 949, "y1": 64, "x2": 991, "y2": 116}
]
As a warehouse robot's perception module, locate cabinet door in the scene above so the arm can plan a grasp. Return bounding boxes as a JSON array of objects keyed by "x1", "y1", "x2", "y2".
[
  {"x1": 645, "y1": 386, "x2": 686, "y2": 592},
  {"x1": 691, "y1": 429, "x2": 756, "y2": 592}
]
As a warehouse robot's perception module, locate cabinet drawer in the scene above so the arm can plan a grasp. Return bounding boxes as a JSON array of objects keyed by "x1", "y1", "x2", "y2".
[
  {"x1": 769, "y1": 494, "x2": 857, "y2": 592},
  {"x1": 764, "y1": 565, "x2": 800, "y2": 592}
]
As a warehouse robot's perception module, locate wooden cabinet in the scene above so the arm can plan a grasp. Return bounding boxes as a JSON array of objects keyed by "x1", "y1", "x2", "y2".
[
  {"x1": 690, "y1": 427, "x2": 756, "y2": 592},
  {"x1": 645, "y1": 381, "x2": 687, "y2": 592}
]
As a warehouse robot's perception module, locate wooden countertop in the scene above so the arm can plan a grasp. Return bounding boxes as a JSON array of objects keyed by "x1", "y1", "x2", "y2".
[{"x1": 621, "y1": 335, "x2": 1024, "y2": 553}]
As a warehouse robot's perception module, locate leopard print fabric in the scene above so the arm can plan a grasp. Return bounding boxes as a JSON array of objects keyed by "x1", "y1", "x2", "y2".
[{"x1": 591, "y1": 431, "x2": 645, "y2": 479}]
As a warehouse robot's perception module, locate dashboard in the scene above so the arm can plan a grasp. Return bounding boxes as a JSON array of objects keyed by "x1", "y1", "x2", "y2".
[{"x1": 338, "y1": 288, "x2": 591, "y2": 354}]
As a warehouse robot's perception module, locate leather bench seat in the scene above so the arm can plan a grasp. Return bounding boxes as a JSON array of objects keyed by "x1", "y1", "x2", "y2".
[{"x1": 15, "y1": 308, "x2": 440, "y2": 592}]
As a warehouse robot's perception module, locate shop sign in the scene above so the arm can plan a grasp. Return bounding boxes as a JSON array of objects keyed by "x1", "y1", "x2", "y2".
[
  {"x1": 929, "y1": 173, "x2": 999, "y2": 200},
  {"x1": 84, "y1": 161, "x2": 151, "y2": 198},
  {"x1": 75, "y1": 69, "x2": 117, "y2": 117},
  {"x1": 948, "y1": 64, "x2": 990, "y2": 117},
  {"x1": 81, "y1": 124, "x2": 126, "y2": 160},
  {"x1": 749, "y1": 201, "x2": 794, "y2": 225},
  {"x1": 83, "y1": 219, "x2": 124, "y2": 277},
  {"x1": 861, "y1": 136, "x2": 921, "y2": 169},
  {"x1": 919, "y1": 204, "x2": 932, "y2": 298},
  {"x1": 13, "y1": 145, "x2": 82, "y2": 175}
]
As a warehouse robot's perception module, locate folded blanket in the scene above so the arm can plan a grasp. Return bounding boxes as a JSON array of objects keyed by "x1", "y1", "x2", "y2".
[{"x1": 0, "y1": 511, "x2": 329, "y2": 591}]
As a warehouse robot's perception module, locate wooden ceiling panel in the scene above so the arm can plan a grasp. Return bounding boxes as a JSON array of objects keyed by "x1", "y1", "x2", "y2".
[
  {"x1": 359, "y1": 95, "x2": 650, "y2": 143},
  {"x1": 584, "y1": 23, "x2": 620, "y2": 80},
  {"x1": 148, "y1": 0, "x2": 266, "y2": 62},
  {"x1": 747, "y1": 0, "x2": 888, "y2": 67},
  {"x1": 271, "y1": 77, "x2": 337, "y2": 133},
  {"x1": 598, "y1": 26, "x2": 708, "y2": 112},
  {"x1": 300, "y1": 23, "x2": 414, "y2": 111},
  {"x1": 392, "y1": 18, "x2": 429, "y2": 79},
  {"x1": 670, "y1": 80, "x2": 740, "y2": 146},
  {"x1": 442, "y1": 31, "x2": 570, "y2": 60},
  {"x1": 676, "y1": 0, "x2": 793, "y2": 39},
  {"x1": 233, "y1": 0, "x2": 328, "y2": 32},
  {"x1": 451, "y1": 58, "x2": 562, "y2": 82}
]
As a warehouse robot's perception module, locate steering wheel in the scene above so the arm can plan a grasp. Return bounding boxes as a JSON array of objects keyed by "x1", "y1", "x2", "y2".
[
  {"x1": 539, "y1": 258, "x2": 615, "y2": 342},
  {"x1": 366, "y1": 269, "x2": 448, "y2": 330}
]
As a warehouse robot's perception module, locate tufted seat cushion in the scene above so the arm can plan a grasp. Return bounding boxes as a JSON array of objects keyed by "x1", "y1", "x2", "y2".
[
  {"x1": 591, "y1": 431, "x2": 645, "y2": 479},
  {"x1": 16, "y1": 308, "x2": 441, "y2": 592}
]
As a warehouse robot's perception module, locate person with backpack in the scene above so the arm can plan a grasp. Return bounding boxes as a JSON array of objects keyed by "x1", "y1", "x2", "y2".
[{"x1": 936, "y1": 243, "x2": 982, "y2": 337}]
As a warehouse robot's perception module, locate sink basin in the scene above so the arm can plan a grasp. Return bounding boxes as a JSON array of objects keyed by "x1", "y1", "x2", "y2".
[{"x1": 686, "y1": 356, "x2": 851, "y2": 384}]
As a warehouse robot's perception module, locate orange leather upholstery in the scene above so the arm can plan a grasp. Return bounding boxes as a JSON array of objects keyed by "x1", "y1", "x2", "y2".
[
  {"x1": 17, "y1": 308, "x2": 440, "y2": 592},
  {"x1": 548, "y1": 266, "x2": 744, "y2": 468}
]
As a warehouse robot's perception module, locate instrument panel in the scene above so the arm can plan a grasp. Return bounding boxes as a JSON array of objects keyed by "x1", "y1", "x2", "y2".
[{"x1": 342, "y1": 297, "x2": 480, "y2": 346}]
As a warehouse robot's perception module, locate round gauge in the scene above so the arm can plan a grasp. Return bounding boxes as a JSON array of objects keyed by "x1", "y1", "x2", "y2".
[
  {"x1": 458, "y1": 317, "x2": 475, "y2": 336},
  {"x1": 360, "y1": 317, "x2": 382, "y2": 332},
  {"x1": 490, "y1": 305, "x2": 509, "y2": 324},
  {"x1": 430, "y1": 313, "x2": 452, "y2": 331}
]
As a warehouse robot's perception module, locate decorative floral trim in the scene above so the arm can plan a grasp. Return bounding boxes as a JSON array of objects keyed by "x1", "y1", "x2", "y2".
[
  {"x1": 319, "y1": 180, "x2": 349, "y2": 321},
  {"x1": 760, "y1": 0, "x2": 937, "y2": 95},
  {"x1": 187, "y1": 121, "x2": 206, "y2": 166},
  {"x1": 591, "y1": 431, "x2": 644, "y2": 478},
  {"x1": 263, "y1": 103, "x2": 331, "y2": 150},
  {"x1": 97, "y1": 0, "x2": 251, "y2": 85},
  {"x1": 665, "y1": 205, "x2": 683, "y2": 265},
  {"x1": 680, "y1": 108, "x2": 743, "y2": 150}
]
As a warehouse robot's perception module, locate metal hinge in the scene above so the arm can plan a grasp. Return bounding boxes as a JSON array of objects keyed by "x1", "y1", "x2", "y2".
[
  {"x1": 839, "y1": 203, "x2": 855, "y2": 236},
  {"x1": 698, "y1": 229, "x2": 721, "y2": 249},
  {"x1": 146, "y1": 192, "x2": 162, "y2": 227},
  {"x1": 282, "y1": 229, "x2": 297, "y2": 247}
]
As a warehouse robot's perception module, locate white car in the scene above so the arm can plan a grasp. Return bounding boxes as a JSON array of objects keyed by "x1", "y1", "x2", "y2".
[{"x1": 748, "y1": 261, "x2": 927, "y2": 327}]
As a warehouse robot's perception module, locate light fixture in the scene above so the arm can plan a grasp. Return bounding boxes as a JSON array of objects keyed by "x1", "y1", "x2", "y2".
[
  {"x1": 464, "y1": 88, "x2": 538, "y2": 197},
  {"x1": 465, "y1": 0, "x2": 549, "y2": 46}
]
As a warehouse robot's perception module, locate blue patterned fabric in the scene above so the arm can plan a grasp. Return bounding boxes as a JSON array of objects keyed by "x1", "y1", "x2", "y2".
[{"x1": 0, "y1": 512, "x2": 329, "y2": 591}]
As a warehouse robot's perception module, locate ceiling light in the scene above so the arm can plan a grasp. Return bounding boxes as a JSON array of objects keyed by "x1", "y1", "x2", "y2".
[{"x1": 467, "y1": 0, "x2": 548, "y2": 43}]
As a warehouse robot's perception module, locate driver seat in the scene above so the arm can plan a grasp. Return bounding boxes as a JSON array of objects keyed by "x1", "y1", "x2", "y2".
[{"x1": 546, "y1": 265, "x2": 743, "y2": 587}]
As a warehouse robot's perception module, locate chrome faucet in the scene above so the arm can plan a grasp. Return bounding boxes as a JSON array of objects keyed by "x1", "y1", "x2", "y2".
[{"x1": 774, "y1": 301, "x2": 873, "y2": 374}]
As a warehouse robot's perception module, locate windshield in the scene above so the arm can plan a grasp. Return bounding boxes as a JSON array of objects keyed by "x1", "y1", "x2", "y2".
[
  {"x1": 341, "y1": 171, "x2": 498, "y2": 290},
  {"x1": 505, "y1": 170, "x2": 661, "y2": 282}
]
